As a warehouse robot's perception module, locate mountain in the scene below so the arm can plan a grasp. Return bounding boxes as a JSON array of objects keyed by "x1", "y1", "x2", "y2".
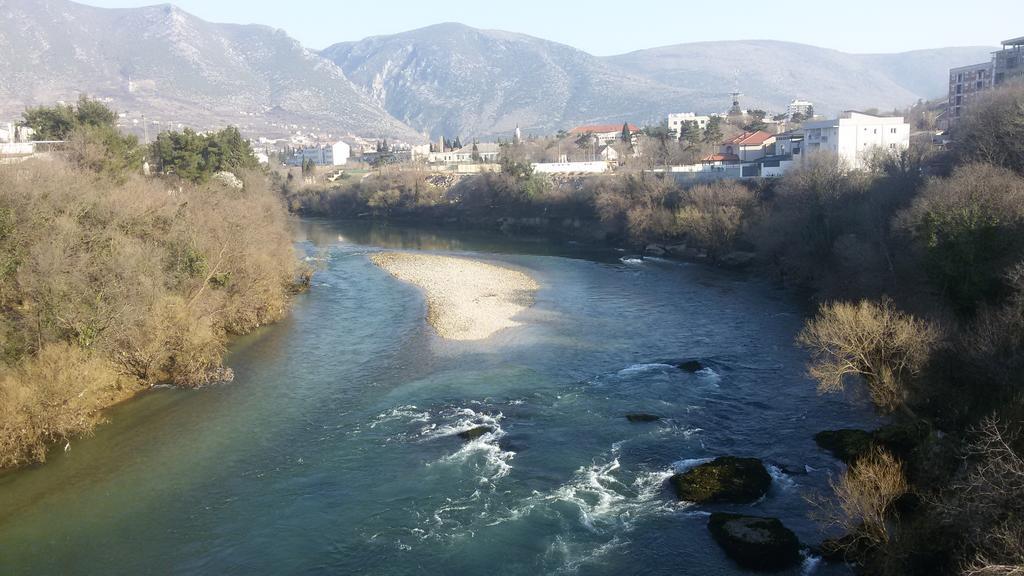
[
  {"x1": 0, "y1": 0, "x2": 421, "y2": 139},
  {"x1": 0, "y1": 2, "x2": 995, "y2": 141},
  {"x1": 321, "y1": 23, "x2": 698, "y2": 140},
  {"x1": 323, "y1": 27, "x2": 994, "y2": 138},
  {"x1": 607, "y1": 41, "x2": 994, "y2": 116}
]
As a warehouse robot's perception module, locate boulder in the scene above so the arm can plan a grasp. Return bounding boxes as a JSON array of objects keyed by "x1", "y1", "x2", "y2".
[
  {"x1": 677, "y1": 360, "x2": 705, "y2": 373},
  {"x1": 457, "y1": 426, "x2": 494, "y2": 441},
  {"x1": 625, "y1": 413, "x2": 661, "y2": 423},
  {"x1": 720, "y1": 251, "x2": 757, "y2": 268},
  {"x1": 666, "y1": 243, "x2": 692, "y2": 257},
  {"x1": 212, "y1": 171, "x2": 244, "y2": 189},
  {"x1": 708, "y1": 513, "x2": 801, "y2": 571},
  {"x1": 644, "y1": 244, "x2": 667, "y2": 256},
  {"x1": 814, "y1": 429, "x2": 874, "y2": 464},
  {"x1": 671, "y1": 456, "x2": 772, "y2": 503}
]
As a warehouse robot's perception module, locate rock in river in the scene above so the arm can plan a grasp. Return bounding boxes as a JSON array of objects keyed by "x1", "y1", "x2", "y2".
[
  {"x1": 708, "y1": 513, "x2": 802, "y2": 571},
  {"x1": 677, "y1": 360, "x2": 706, "y2": 373},
  {"x1": 813, "y1": 429, "x2": 874, "y2": 464},
  {"x1": 625, "y1": 413, "x2": 661, "y2": 423},
  {"x1": 671, "y1": 456, "x2": 772, "y2": 503},
  {"x1": 458, "y1": 426, "x2": 494, "y2": 441}
]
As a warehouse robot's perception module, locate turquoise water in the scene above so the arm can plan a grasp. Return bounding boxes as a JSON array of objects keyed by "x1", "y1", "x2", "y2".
[{"x1": 0, "y1": 220, "x2": 876, "y2": 575}]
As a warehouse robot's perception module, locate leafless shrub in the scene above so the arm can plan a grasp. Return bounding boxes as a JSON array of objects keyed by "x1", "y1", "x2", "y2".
[{"x1": 829, "y1": 448, "x2": 909, "y2": 548}]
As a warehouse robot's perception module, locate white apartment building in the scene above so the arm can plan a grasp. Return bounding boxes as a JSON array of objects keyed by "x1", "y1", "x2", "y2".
[
  {"x1": 787, "y1": 100, "x2": 814, "y2": 119},
  {"x1": 667, "y1": 112, "x2": 710, "y2": 135},
  {"x1": 288, "y1": 141, "x2": 351, "y2": 166},
  {"x1": 802, "y1": 111, "x2": 910, "y2": 169}
]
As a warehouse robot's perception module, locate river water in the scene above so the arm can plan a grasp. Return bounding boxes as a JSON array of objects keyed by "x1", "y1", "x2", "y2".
[{"x1": 0, "y1": 220, "x2": 877, "y2": 575}]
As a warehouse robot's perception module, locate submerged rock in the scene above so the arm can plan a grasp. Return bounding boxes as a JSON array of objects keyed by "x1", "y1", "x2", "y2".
[
  {"x1": 625, "y1": 413, "x2": 661, "y2": 423},
  {"x1": 708, "y1": 513, "x2": 802, "y2": 571},
  {"x1": 677, "y1": 360, "x2": 705, "y2": 373},
  {"x1": 814, "y1": 429, "x2": 874, "y2": 463},
  {"x1": 671, "y1": 456, "x2": 772, "y2": 503},
  {"x1": 457, "y1": 426, "x2": 494, "y2": 441}
]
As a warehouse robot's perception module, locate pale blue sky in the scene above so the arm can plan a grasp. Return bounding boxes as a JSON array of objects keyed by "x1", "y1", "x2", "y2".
[{"x1": 80, "y1": 0, "x2": 1021, "y2": 55}]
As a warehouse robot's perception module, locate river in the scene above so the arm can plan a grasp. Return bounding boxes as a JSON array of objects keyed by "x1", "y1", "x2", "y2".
[{"x1": 0, "y1": 219, "x2": 878, "y2": 575}]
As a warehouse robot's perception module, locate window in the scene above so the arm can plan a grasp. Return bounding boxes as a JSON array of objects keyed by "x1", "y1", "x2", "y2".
[
  {"x1": 890, "y1": 143, "x2": 897, "y2": 149},
  {"x1": 956, "y1": 84, "x2": 963, "y2": 94},
  {"x1": 977, "y1": 80, "x2": 984, "y2": 89},
  {"x1": 891, "y1": 128, "x2": 897, "y2": 134},
  {"x1": 956, "y1": 95, "x2": 963, "y2": 105},
  {"x1": 957, "y1": 73, "x2": 964, "y2": 82}
]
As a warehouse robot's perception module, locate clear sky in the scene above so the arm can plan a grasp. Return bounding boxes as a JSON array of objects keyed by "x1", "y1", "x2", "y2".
[{"x1": 79, "y1": 0, "x2": 1021, "y2": 55}]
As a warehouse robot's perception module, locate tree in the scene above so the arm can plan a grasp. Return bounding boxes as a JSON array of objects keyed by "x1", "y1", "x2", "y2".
[
  {"x1": 955, "y1": 85, "x2": 1024, "y2": 175},
  {"x1": 798, "y1": 298, "x2": 939, "y2": 413},
  {"x1": 149, "y1": 127, "x2": 258, "y2": 183},
  {"x1": 675, "y1": 181, "x2": 756, "y2": 261},
  {"x1": 575, "y1": 131, "x2": 596, "y2": 151},
  {"x1": 620, "y1": 122, "x2": 632, "y2": 144},
  {"x1": 679, "y1": 121, "x2": 703, "y2": 145},
  {"x1": 703, "y1": 116, "x2": 724, "y2": 144},
  {"x1": 898, "y1": 163, "x2": 1024, "y2": 313},
  {"x1": 64, "y1": 124, "x2": 142, "y2": 182},
  {"x1": 744, "y1": 109, "x2": 768, "y2": 132},
  {"x1": 471, "y1": 141, "x2": 481, "y2": 162},
  {"x1": 20, "y1": 95, "x2": 118, "y2": 141},
  {"x1": 825, "y1": 448, "x2": 908, "y2": 549},
  {"x1": 452, "y1": 136, "x2": 463, "y2": 150}
]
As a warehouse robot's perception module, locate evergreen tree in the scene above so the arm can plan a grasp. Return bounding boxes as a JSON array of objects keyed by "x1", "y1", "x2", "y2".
[
  {"x1": 703, "y1": 116, "x2": 724, "y2": 144},
  {"x1": 620, "y1": 122, "x2": 632, "y2": 143}
]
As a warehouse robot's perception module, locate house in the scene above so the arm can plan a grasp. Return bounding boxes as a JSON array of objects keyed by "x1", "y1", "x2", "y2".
[
  {"x1": 569, "y1": 123, "x2": 639, "y2": 145},
  {"x1": 719, "y1": 131, "x2": 776, "y2": 162},
  {"x1": 287, "y1": 141, "x2": 350, "y2": 166},
  {"x1": 597, "y1": 145, "x2": 620, "y2": 163},
  {"x1": 667, "y1": 113, "x2": 710, "y2": 135},
  {"x1": 801, "y1": 111, "x2": 909, "y2": 169}
]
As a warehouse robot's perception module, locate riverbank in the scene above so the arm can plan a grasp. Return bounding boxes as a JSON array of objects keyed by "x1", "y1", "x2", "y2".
[{"x1": 370, "y1": 252, "x2": 539, "y2": 340}]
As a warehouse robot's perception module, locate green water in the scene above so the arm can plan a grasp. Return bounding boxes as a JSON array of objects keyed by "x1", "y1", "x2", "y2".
[{"x1": 0, "y1": 219, "x2": 874, "y2": 575}]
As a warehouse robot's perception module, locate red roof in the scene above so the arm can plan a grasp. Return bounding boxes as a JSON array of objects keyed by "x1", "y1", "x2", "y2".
[
  {"x1": 701, "y1": 153, "x2": 740, "y2": 163},
  {"x1": 570, "y1": 124, "x2": 639, "y2": 134},
  {"x1": 723, "y1": 130, "x2": 775, "y2": 147}
]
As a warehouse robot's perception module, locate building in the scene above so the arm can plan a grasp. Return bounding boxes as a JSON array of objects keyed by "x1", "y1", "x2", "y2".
[
  {"x1": 667, "y1": 113, "x2": 710, "y2": 135},
  {"x1": 786, "y1": 100, "x2": 814, "y2": 120},
  {"x1": 719, "y1": 130, "x2": 776, "y2": 162},
  {"x1": 532, "y1": 160, "x2": 610, "y2": 174},
  {"x1": 946, "y1": 35, "x2": 1024, "y2": 127},
  {"x1": 948, "y1": 62, "x2": 994, "y2": 125},
  {"x1": 428, "y1": 142, "x2": 501, "y2": 164},
  {"x1": 597, "y1": 145, "x2": 620, "y2": 163},
  {"x1": 287, "y1": 141, "x2": 350, "y2": 166},
  {"x1": 802, "y1": 111, "x2": 910, "y2": 169},
  {"x1": 568, "y1": 123, "x2": 639, "y2": 145}
]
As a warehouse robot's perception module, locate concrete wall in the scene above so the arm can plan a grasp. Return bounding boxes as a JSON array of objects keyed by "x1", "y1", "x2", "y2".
[{"x1": 532, "y1": 161, "x2": 609, "y2": 174}]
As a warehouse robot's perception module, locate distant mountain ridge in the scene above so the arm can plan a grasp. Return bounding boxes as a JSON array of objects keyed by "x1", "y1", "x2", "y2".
[
  {"x1": 0, "y1": 2, "x2": 995, "y2": 140},
  {"x1": 323, "y1": 25, "x2": 993, "y2": 138}
]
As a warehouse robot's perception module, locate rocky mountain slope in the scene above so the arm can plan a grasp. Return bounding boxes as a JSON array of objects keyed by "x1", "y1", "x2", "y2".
[{"x1": 0, "y1": 0, "x2": 421, "y2": 139}]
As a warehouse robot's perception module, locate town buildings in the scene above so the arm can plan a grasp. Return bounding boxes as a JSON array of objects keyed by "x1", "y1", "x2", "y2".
[
  {"x1": 802, "y1": 111, "x2": 910, "y2": 169},
  {"x1": 569, "y1": 123, "x2": 639, "y2": 145},
  {"x1": 947, "y1": 35, "x2": 1024, "y2": 127}
]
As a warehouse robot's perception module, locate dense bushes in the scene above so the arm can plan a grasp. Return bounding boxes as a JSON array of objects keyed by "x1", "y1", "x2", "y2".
[{"x1": 0, "y1": 161, "x2": 299, "y2": 468}]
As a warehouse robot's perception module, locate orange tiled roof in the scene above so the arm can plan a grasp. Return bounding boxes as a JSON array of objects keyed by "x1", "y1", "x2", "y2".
[
  {"x1": 702, "y1": 153, "x2": 740, "y2": 163},
  {"x1": 724, "y1": 130, "x2": 775, "y2": 147},
  {"x1": 570, "y1": 124, "x2": 639, "y2": 134}
]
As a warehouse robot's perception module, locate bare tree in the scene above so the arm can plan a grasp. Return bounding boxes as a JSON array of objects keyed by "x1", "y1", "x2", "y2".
[{"x1": 798, "y1": 298, "x2": 939, "y2": 413}]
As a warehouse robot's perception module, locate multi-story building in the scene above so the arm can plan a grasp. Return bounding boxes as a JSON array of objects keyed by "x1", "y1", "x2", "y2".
[
  {"x1": 667, "y1": 113, "x2": 710, "y2": 135},
  {"x1": 994, "y1": 36, "x2": 1024, "y2": 87},
  {"x1": 568, "y1": 123, "x2": 639, "y2": 145},
  {"x1": 786, "y1": 100, "x2": 814, "y2": 120},
  {"x1": 802, "y1": 111, "x2": 910, "y2": 169},
  {"x1": 946, "y1": 35, "x2": 1023, "y2": 127},
  {"x1": 287, "y1": 141, "x2": 350, "y2": 166}
]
